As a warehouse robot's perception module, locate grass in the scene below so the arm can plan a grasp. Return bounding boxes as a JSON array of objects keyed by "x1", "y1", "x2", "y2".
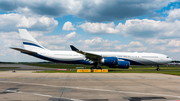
[
  {"x1": 27, "y1": 63, "x2": 180, "y2": 70},
  {"x1": 26, "y1": 63, "x2": 111, "y2": 69},
  {"x1": 34, "y1": 70, "x2": 180, "y2": 76},
  {"x1": 26, "y1": 63, "x2": 180, "y2": 76}
]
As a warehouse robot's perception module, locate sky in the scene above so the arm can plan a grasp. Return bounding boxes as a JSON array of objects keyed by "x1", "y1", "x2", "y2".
[{"x1": 1, "y1": 0, "x2": 180, "y2": 62}]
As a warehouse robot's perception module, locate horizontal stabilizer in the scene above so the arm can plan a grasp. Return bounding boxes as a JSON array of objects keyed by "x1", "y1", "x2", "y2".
[{"x1": 10, "y1": 47, "x2": 37, "y2": 54}]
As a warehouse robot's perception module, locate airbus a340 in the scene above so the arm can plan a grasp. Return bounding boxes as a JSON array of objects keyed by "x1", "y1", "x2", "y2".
[{"x1": 11, "y1": 29, "x2": 172, "y2": 71}]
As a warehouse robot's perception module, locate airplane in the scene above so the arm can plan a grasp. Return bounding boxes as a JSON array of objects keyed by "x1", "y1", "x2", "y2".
[{"x1": 10, "y1": 29, "x2": 172, "y2": 71}]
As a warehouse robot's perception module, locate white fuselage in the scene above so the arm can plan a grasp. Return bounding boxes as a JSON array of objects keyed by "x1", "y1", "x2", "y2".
[{"x1": 36, "y1": 50, "x2": 172, "y2": 65}]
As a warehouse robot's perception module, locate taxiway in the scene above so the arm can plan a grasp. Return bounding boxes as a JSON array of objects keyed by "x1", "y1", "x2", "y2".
[{"x1": 0, "y1": 71, "x2": 180, "y2": 101}]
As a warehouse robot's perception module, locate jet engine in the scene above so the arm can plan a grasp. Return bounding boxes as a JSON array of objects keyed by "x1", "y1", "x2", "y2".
[
  {"x1": 117, "y1": 61, "x2": 130, "y2": 69},
  {"x1": 101, "y1": 57, "x2": 130, "y2": 69}
]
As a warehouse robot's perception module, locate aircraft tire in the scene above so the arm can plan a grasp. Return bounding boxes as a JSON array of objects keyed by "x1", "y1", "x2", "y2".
[{"x1": 156, "y1": 68, "x2": 160, "y2": 71}]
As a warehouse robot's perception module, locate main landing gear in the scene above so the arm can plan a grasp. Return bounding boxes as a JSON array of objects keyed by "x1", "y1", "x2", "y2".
[
  {"x1": 91, "y1": 62, "x2": 102, "y2": 70},
  {"x1": 156, "y1": 65, "x2": 160, "y2": 71}
]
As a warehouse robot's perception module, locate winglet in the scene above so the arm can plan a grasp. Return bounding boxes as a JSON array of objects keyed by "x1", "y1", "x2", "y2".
[{"x1": 70, "y1": 45, "x2": 79, "y2": 51}]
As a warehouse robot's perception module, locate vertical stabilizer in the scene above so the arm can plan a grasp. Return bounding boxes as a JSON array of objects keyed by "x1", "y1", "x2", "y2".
[{"x1": 18, "y1": 29, "x2": 46, "y2": 51}]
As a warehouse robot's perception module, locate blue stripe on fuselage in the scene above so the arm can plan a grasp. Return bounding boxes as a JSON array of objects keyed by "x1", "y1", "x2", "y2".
[
  {"x1": 22, "y1": 52, "x2": 93, "y2": 65},
  {"x1": 23, "y1": 42, "x2": 44, "y2": 49}
]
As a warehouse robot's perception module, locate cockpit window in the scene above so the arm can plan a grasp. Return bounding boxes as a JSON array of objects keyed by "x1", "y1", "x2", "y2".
[{"x1": 167, "y1": 57, "x2": 169, "y2": 58}]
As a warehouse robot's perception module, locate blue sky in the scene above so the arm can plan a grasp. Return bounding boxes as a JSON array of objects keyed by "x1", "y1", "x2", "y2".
[{"x1": 1, "y1": 0, "x2": 180, "y2": 62}]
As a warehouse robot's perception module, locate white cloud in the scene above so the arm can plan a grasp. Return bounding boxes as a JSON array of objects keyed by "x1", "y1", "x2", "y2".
[
  {"x1": 127, "y1": 47, "x2": 147, "y2": 52},
  {"x1": 146, "y1": 39, "x2": 167, "y2": 45},
  {"x1": 115, "y1": 41, "x2": 146, "y2": 52},
  {"x1": 0, "y1": 13, "x2": 58, "y2": 32},
  {"x1": 1, "y1": 33, "x2": 18, "y2": 49},
  {"x1": 77, "y1": 38, "x2": 146, "y2": 52},
  {"x1": 78, "y1": 19, "x2": 180, "y2": 39},
  {"x1": 78, "y1": 37, "x2": 119, "y2": 50},
  {"x1": 154, "y1": 45, "x2": 166, "y2": 51},
  {"x1": 79, "y1": 37, "x2": 119, "y2": 46},
  {"x1": 78, "y1": 22, "x2": 119, "y2": 34},
  {"x1": 64, "y1": 31, "x2": 78, "y2": 39},
  {"x1": 169, "y1": 48, "x2": 180, "y2": 53},
  {"x1": 29, "y1": 31, "x2": 44, "y2": 38},
  {"x1": 62, "y1": 21, "x2": 76, "y2": 31},
  {"x1": 167, "y1": 40, "x2": 180, "y2": 47},
  {"x1": 128, "y1": 41, "x2": 143, "y2": 47},
  {"x1": 166, "y1": 8, "x2": 180, "y2": 21}
]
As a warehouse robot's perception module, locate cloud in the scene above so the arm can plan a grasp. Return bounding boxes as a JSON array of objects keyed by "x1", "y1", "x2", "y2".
[
  {"x1": 128, "y1": 41, "x2": 143, "y2": 47},
  {"x1": 64, "y1": 31, "x2": 78, "y2": 39},
  {"x1": 115, "y1": 41, "x2": 146, "y2": 52},
  {"x1": 0, "y1": 0, "x2": 176, "y2": 22},
  {"x1": 0, "y1": 0, "x2": 18, "y2": 11},
  {"x1": 77, "y1": 38, "x2": 145, "y2": 52},
  {"x1": 79, "y1": 19, "x2": 180, "y2": 39},
  {"x1": 76, "y1": 0, "x2": 176, "y2": 22},
  {"x1": 62, "y1": 21, "x2": 76, "y2": 31},
  {"x1": 146, "y1": 39, "x2": 167, "y2": 45},
  {"x1": 127, "y1": 47, "x2": 147, "y2": 52},
  {"x1": 0, "y1": 32, "x2": 22, "y2": 48},
  {"x1": 148, "y1": 12, "x2": 160, "y2": 19},
  {"x1": 78, "y1": 37, "x2": 119, "y2": 50},
  {"x1": 166, "y1": 8, "x2": 180, "y2": 21},
  {"x1": 167, "y1": 39, "x2": 180, "y2": 47},
  {"x1": 78, "y1": 22, "x2": 119, "y2": 34},
  {"x1": 116, "y1": 19, "x2": 167, "y2": 38},
  {"x1": 0, "y1": 13, "x2": 58, "y2": 32}
]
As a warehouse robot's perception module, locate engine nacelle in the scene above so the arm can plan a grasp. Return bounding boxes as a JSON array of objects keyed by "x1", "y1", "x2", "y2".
[
  {"x1": 101, "y1": 57, "x2": 118, "y2": 65},
  {"x1": 117, "y1": 61, "x2": 130, "y2": 69},
  {"x1": 101, "y1": 57, "x2": 130, "y2": 69}
]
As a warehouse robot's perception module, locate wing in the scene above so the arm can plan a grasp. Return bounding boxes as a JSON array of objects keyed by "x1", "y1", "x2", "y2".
[
  {"x1": 70, "y1": 45, "x2": 102, "y2": 62},
  {"x1": 10, "y1": 47, "x2": 37, "y2": 54}
]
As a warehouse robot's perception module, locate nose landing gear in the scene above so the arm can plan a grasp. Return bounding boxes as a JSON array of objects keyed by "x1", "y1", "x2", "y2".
[{"x1": 91, "y1": 62, "x2": 102, "y2": 70}]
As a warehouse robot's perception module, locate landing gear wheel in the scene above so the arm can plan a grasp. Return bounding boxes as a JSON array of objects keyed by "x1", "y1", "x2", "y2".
[
  {"x1": 156, "y1": 65, "x2": 160, "y2": 71},
  {"x1": 156, "y1": 68, "x2": 160, "y2": 71}
]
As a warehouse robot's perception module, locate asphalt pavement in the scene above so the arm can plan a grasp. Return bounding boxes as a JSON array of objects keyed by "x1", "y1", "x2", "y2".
[{"x1": 0, "y1": 72, "x2": 180, "y2": 101}]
